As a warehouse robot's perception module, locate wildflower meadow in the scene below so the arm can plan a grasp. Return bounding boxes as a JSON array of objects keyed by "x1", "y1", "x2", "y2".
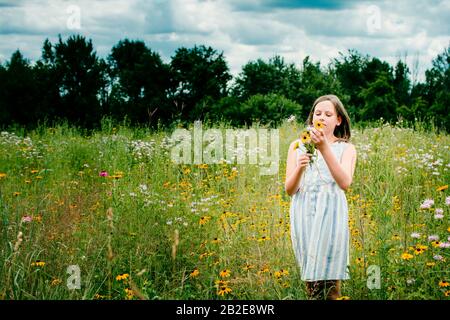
[{"x1": 0, "y1": 119, "x2": 449, "y2": 300}]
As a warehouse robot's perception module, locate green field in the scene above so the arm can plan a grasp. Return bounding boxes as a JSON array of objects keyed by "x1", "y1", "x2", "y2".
[{"x1": 0, "y1": 119, "x2": 449, "y2": 300}]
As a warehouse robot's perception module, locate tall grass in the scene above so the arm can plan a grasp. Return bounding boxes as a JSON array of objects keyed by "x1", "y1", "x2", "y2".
[{"x1": 0, "y1": 118, "x2": 448, "y2": 300}]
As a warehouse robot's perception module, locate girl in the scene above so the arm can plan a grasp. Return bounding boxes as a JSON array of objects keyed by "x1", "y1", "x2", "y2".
[{"x1": 284, "y1": 94, "x2": 357, "y2": 300}]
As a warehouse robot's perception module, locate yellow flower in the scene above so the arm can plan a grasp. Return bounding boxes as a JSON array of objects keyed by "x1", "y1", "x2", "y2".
[
  {"x1": 426, "y1": 262, "x2": 436, "y2": 267},
  {"x1": 444, "y1": 291, "x2": 450, "y2": 297},
  {"x1": 314, "y1": 120, "x2": 325, "y2": 131},
  {"x1": 124, "y1": 288, "x2": 134, "y2": 300},
  {"x1": 414, "y1": 245, "x2": 427, "y2": 255},
  {"x1": 432, "y1": 241, "x2": 441, "y2": 248},
  {"x1": 301, "y1": 131, "x2": 311, "y2": 144},
  {"x1": 242, "y1": 264, "x2": 254, "y2": 271},
  {"x1": 190, "y1": 268, "x2": 199, "y2": 278},
  {"x1": 0, "y1": 173, "x2": 6, "y2": 179},
  {"x1": 51, "y1": 278, "x2": 62, "y2": 286},
  {"x1": 436, "y1": 185, "x2": 448, "y2": 191},
  {"x1": 31, "y1": 169, "x2": 39, "y2": 174},
  {"x1": 439, "y1": 281, "x2": 449, "y2": 287},
  {"x1": 258, "y1": 235, "x2": 271, "y2": 242},
  {"x1": 401, "y1": 253, "x2": 414, "y2": 260},
  {"x1": 448, "y1": 227, "x2": 450, "y2": 233},
  {"x1": 199, "y1": 216, "x2": 211, "y2": 225},
  {"x1": 274, "y1": 269, "x2": 289, "y2": 279},
  {"x1": 391, "y1": 234, "x2": 401, "y2": 241},
  {"x1": 217, "y1": 286, "x2": 232, "y2": 296},
  {"x1": 13, "y1": 192, "x2": 21, "y2": 197},
  {"x1": 259, "y1": 266, "x2": 270, "y2": 274},
  {"x1": 116, "y1": 273, "x2": 130, "y2": 281},
  {"x1": 293, "y1": 141, "x2": 300, "y2": 150},
  {"x1": 336, "y1": 296, "x2": 351, "y2": 300},
  {"x1": 219, "y1": 269, "x2": 231, "y2": 278},
  {"x1": 31, "y1": 260, "x2": 46, "y2": 267},
  {"x1": 215, "y1": 280, "x2": 229, "y2": 287}
]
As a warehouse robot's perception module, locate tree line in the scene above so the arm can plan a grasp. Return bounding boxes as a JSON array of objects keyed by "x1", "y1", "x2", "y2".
[{"x1": 0, "y1": 34, "x2": 448, "y2": 130}]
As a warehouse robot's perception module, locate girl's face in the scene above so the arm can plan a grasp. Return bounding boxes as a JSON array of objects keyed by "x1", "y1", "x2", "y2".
[{"x1": 312, "y1": 100, "x2": 342, "y2": 135}]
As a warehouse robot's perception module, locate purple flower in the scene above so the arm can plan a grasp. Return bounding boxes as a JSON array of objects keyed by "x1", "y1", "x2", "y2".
[
  {"x1": 434, "y1": 214, "x2": 444, "y2": 219},
  {"x1": 99, "y1": 171, "x2": 108, "y2": 177},
  {"x1": 420, "y1": 199, "x2": 434, "y2": 209},
  {"x1": 410, "y1": 232, "x2": 421, "y2": 239},
  {"x1": 439, "y1": 242, "x2": 450, "y2": 248},
  {"x1": 435, "y1": 208, "x2": 444, "y2": 214},
  {"x1": 433, "y1": 255, "x2": 444, "y2": 261},
  {"x1": 428, "y1": 235, "x2": 439, "y2": 242},
  {"x1": 21, "y1": 215, "x2": 32, "y2": 223}
]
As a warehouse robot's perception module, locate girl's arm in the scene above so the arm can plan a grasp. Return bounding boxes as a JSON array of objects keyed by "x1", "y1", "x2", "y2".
[
  {"x1": 310, "y1": 128, "x2": 357, "y2": 191},
  {"x1": 285, "y1": 141, "x2": 310, "y2": 196}
]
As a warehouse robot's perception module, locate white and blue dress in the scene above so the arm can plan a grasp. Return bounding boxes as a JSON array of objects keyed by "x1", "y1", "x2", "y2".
[{"x1": 290, "y1": 140, "x2": 350, "y2": 281}]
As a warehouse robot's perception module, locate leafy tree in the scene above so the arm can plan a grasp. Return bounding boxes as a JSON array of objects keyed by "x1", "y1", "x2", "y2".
[
  {"x1": 240, "y1": 93, "x2": 302, "y2": 127},
  {"x1": 359, "y1": 73, "x2": 397, "y2": 121},
  {"x1": 52, "y1": 34, "x2": 109, "y2": 128},
  {"x1": 33, "y1": 39, "x2": 63, "y2": 123},
  {"x1": 296, "y1": 56, "x2": 347, "y2": 120},
  {"x1": 424, "y1": 45, "x2": 449, "y2": 129},
  {"x1": 0, "y1": 50, "x2": 37, "y2": 126},
  {"x1": 332, "y1": 50, "x2": 368, "y2": 119},
  {"x1": 232, "y1": 55, "x2": 301, "y2": 101},
  {"x1": 170, "y1": 45, "x2": 231, "y2": 122},
  {"x1": 0, "y1": 63, "x2": 8, "y2": 125},
  {"x1": 108, "y1": 39, "x2": 171, "y2": 126},
  {"x1": 393, "y1": 60, "x2": 411, "y2": 111}
]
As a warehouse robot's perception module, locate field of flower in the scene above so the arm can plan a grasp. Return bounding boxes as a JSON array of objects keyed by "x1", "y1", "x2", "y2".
[{"x1": 0, "y1": 119, "x2": 449, "y2": 300}]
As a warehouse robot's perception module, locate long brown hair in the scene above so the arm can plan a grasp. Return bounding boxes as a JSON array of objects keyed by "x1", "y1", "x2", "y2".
[{"x1": 306, "y1": 94, "x2": 351, "y2": 142}]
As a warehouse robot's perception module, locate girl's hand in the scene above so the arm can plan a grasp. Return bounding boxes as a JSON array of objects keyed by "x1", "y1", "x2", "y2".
[
  {"x1": 297, "y1": 153, "x2": 312, "y2": 170},
  {"x1": 310, "y1": 127, "x2": 328, "y2": 150}
]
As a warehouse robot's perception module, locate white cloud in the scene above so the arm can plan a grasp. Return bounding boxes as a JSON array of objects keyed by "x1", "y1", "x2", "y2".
[{"x1": 0, "y1": 0, "x2": 448, "y2": 82}]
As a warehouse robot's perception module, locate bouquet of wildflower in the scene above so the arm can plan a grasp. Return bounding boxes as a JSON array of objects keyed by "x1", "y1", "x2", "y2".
[{"x1": 294, "y1": 120, "x2": 325, "y2": 167}]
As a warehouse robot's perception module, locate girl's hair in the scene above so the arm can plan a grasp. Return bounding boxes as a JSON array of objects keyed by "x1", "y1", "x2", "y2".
[{"x1": 306, "y1": 94, "x2": 351, "y2": 142}]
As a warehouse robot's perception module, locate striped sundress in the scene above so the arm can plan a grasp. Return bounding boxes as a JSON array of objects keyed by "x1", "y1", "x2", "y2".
[{"x1": 290, "y1": 140, "x2": 350, "y2": 281}]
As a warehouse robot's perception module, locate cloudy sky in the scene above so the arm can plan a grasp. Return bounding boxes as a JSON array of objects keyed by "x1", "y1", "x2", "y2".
[{"x1": 0, "y1": 0, "x2": 449, "y2": 82}]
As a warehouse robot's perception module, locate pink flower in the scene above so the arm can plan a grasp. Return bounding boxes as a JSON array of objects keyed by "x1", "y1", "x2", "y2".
[
  {"x1": 446, "y1": 196, "x2": 450, "y2": 206},
  {"x1": 411, "y1": 232, "x2": 421, "y2": 239},
  {"x1": 433, "y1": 254, "x2": 444, "y2": 261},
  {"x1": 428, "y1": 235, "x2": 439, "y2": 241},
  {"x1": 434, "y1": 214, "x2": 444, "y2": 219},
  {"x1": 420, "y1": 199, "x2": 434, "y2": 209},
  {"x1": 99, "y1": 171, "x2": 108, "y2": 177},
  {"x1": 439, "y1": 242, "x2": 450, "y2": 248},
  {"x1": 21, "y1": 215, "x2": 32, "y2": 223},
  {"x1": 435, "y1": 208, "x2": 444, "y2": 214}
]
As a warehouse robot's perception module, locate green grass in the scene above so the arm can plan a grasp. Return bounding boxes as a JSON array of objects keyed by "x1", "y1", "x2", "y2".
[{"x1": 0, "y1": 118, "x2": 449, "y2": 300}]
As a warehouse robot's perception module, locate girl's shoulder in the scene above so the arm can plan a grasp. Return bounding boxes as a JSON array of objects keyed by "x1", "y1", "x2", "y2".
[{"x1": 339, "y1": 140, "x2": 357, "y2": 155}]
